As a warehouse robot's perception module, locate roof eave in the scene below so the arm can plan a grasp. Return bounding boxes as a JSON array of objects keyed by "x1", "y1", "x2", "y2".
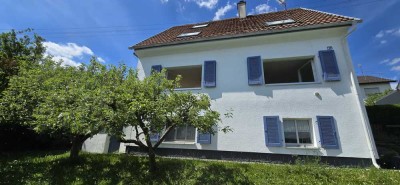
[{"x1": 132, "y1": 21, "x2": 356, "y2": 51}]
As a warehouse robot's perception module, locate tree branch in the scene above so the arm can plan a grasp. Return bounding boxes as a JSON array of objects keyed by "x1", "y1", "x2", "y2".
[
  {"x1": 120, "y1": 138, "x2": 147, "y2": 148},
  {"x1": 154, "y1": 119, "x2": 176, "y2": 149}
]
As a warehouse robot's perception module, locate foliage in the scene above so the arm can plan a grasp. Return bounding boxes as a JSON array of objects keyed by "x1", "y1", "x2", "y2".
[
  {"x1": 0, "y1": 58, "x2": 125, "y2": 158},
  {"x1": 364, "y1": 89, "x2": 392, "y2": 106},
  {"x1": 114, "y1": 69, "x2": 231, "y2": 172},
  {"x1": 1, "y1": 152, "x2": 399, "y2": 185},
  {"x1": 0, "y1": 29, "x2": 45, "y2": 94}
]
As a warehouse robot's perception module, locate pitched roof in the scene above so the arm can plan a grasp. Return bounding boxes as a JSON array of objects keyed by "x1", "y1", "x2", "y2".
[
  {"x1": 357, "y1": 76, "x2": 397, "y2": 84},
  {"x1": 132, "y1": 8, "x2": 360, "y2": 50}
]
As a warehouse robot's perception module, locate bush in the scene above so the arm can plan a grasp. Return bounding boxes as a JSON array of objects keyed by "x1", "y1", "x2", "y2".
[{"x1": 0, "y1": 122, "x2": 70, "y2": 151}]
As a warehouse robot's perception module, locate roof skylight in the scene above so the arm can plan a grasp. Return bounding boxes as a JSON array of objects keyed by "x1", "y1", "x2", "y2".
[
  {"x1": 177, "y1": 32, "x2": 201, "y2": 37},
  {"x1": 266, "y1": 19, "x2": 295, "y2": 26},
  {"x1": 192, "y1": 24, "x2": 209, "y2": 28}
]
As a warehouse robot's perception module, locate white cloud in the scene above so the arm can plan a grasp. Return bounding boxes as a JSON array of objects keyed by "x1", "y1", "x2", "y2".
[
  {"x1": 375, "y1": 27, "x2": 400, "y2": 40},
  {"x1": 389, "y1": 58, "x2": 400, "y2": 66},
  {"x1": 97, "y1": 57, "x2": 105, "y2": 63},
  {"x1": 375, "y1": 31, "x2": 384, "y2": 38},
  {"x1": 185, "y1": 0, "x2": 218, "y2": 9},
  {"x1": 249, "y1": 3, "x2": 277, "y2": 15},
  {"x1": 380, "y1": 59, "x2": 390, "y2": 64},
  {"x1": 213, "y1": 2, "x2": 234, "y2": 21},
  {"x1": 52, "y1": 56, "x2": 81, "y2": 67},
  {"x1": 160, "y1": 0, "x2": 169, "y2": 3},
  {"x1": 43, "y1": 41, "x2": 101, "y2": 67},
  {"x1": 380, "y1": 40, "x2": 387, "y2": 44},
  {"x1": 391, "y1": 65, "x2": 400, "y2": 71}
]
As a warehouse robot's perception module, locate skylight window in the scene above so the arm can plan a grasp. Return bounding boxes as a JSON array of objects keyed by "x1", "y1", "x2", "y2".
[
  {"x1": 192, "y1": 24, "x2": 208, "y2": 28},
  {"x1": 266, "y1": 19, "x2": 295, "y2": 26},
  {"x1": 177, "y1": 32, "x2": 201, "y2": 38}
]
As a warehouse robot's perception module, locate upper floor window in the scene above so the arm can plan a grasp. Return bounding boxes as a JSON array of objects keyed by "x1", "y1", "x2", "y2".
[
  {"x1": 166, "y1": 65, "x2": 202, "y2": 88},
  {"x1": 263, "y1": 58, "x2": 315, "y2": 84}
]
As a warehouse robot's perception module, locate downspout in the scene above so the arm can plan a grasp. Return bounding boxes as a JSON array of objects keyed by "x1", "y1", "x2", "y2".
[{"x1": 341, "y1": 21, "x2": 380, "y2": 168}]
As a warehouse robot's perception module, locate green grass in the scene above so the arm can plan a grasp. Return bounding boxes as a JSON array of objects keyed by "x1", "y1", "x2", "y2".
[{"x1": 1, "y1": 151, "x2": 399, "y2": 185}]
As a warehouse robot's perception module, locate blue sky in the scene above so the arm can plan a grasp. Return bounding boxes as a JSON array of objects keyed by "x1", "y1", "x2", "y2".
[{"x1": 0, "y1": 0, "x2": 399, "y2": 87}]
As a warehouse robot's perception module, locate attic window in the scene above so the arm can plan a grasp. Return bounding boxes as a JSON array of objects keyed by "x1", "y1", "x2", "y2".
[
  {"x1": 266, "y1": 19, "x2": 295, "y2": 26},
  {"x1": 192, "y1": 24, "x2": 208, "y2": 28},
  {"x1": 177, "y1": 32, "x2": 201, "y2": 37}
]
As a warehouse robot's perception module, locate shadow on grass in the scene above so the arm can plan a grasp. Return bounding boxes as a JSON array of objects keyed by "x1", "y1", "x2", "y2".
[{"x1": 1, "y1": 153, "x2": 252, "y2": 184}]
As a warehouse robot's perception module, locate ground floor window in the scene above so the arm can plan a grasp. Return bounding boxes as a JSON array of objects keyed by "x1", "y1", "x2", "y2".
[
  {"x1": 165, "y1": 124, "x2": 196, "y2": 142},
  {"x1": 283, "y1": 119, "x2": 312, "y2": 146}
]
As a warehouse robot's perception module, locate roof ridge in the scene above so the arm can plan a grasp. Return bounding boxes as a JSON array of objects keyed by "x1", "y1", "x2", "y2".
[
  {"x1": 177, "y1": 8, "x2": 304, "y2": 28},
  {"x1": 299, "y1": 7, "x2": 361, "y2": 22}
]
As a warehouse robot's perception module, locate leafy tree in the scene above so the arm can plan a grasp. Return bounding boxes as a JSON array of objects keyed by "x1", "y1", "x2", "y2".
[
  {"x1": 1, "y1": 58, "x2": 125, "y2": 159},
  {"x1": 115, "y1": 70, "x2": 232, "y2": 173},
  {"x1": 364, "y1": 89, "x2": 392, "y2": 106},
  {"x1": 0, "y1": 29, "x2": 45, "y2": 94}
]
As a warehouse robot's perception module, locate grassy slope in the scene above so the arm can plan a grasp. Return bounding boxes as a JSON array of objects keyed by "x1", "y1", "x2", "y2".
[{"x1": 0, "y1": 152, "x2": 399, "y2": 185}]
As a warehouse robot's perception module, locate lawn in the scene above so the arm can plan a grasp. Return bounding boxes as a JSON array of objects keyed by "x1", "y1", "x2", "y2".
[{"x1": 0, "y1": 151, "x2": 399, "y2": 185}]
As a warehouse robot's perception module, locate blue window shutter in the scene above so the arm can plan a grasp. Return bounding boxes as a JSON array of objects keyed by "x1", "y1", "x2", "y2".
[
  {"x1": 317, "y1": 116, "x2": 339, "y2": 149},
  {"x1": 151, "y1": 65, "x2": 162, "y2": 73},
  {"x1": 197, "y1": 131, "x2": 211, "y2": 144},
  {"x1": 247, "y1": 56, "x2": 263, "y2": 85},
  {"x1": 203, "y1": 60, "x2": 216, "y2": 87},
  {"x1": 150, "y1": 133, "x2": 160, "y2": 142},
  {"x1": 319, "y1": 50, "x2": 341, "y2": 81},
  {"x1": 264, "y1": 116, "x2": 283, "y2": 147}
]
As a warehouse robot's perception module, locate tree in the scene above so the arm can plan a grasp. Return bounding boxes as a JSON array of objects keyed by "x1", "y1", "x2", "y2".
[
  {"x1": 1, "y1": 58, "x2": 125, "y2": 159},
  {"x1": 0, "y1": 29, "x2": 45, "y2": 94},
  {"x1": 115, "y1": 70, "x2": 231, "y2": 173},
  {"x1": 364, "y1": 89, "x2": 392, "y2": 106}
]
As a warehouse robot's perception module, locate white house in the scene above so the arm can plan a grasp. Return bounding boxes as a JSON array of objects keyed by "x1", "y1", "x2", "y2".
[
  {"x1": 85, "y1": 1, "x2": 379, "y2": 167},
  {"x1": 357, "y1": 75, "x2": 396, "y2": 100}
]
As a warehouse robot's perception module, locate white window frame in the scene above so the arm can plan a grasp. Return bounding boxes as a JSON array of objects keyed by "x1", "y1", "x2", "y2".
[
  {"x1": 164, "y1": 124, "x2": 196, "y2": 143},
  {"x1": 364, "y1": 87, "x2": 380, "y2": 96},
  {"x1": 282, "y1": 118, "x2": 314, "y2": 147}
]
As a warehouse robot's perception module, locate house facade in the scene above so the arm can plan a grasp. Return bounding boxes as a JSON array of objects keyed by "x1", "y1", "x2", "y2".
[
  {"x1": 357, "y1": 75, "x2": 396, "y2": 100},
  {"x1": 84, "y1": 3, "x2": 379, "y2": 166}
]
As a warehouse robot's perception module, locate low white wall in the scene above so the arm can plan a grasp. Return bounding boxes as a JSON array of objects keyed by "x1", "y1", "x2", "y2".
[{"x1": 82, "y1": 134, "x2": 110, "y2": 153}]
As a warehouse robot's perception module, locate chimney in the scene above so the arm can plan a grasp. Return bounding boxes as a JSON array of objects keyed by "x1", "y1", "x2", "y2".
[{"x1": 237, "y1": 1, "x2": 246, "y2": 19}]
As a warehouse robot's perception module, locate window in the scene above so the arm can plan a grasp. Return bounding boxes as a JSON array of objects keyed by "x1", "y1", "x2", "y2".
[
  {"x1": 364, "y1": 87, "x2": 380, "y2": 96},
  {"x1": 177, "y1": 32, "x2": 201, "y2": 37},
  {"x1": 263, "y1": 59, "x2": 315, "y2": 84},
  {"x1": 266, "y1": 19, "x2": 295, "y2": 26},
  {"x1": 166, "y1": 65, "x2": 202, "y2": 88},
  {"x1": 192, "y1": 24, "x2": 208, "y2": 28},
  {"x1": 165, "y1": 124, "x2": 196, "y2": 142},
  {"x1": 283, "y1": 119, "x2": 312, "y2": 146}
]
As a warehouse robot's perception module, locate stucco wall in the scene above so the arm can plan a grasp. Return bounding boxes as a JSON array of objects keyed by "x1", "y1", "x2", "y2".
[{"x1": 120, "y1": 27, "x2": 375, "y2": 159}]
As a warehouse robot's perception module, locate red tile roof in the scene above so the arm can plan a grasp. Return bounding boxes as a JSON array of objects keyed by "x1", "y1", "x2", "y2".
[
  {"x1": 357, "y1": 76, "x2": 397, "y2": 84},
  {"x1": 132, "y1": 8, "x2": 360, "y2": 50}
]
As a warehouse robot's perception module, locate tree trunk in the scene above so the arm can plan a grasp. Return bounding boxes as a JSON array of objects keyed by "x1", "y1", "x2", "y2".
[
  {"x1": 148, "y1": 148, "x2": 157, "y2": 173},
  {"x1": 70, "y1": 135, "x2": 86, "y2": 160}
]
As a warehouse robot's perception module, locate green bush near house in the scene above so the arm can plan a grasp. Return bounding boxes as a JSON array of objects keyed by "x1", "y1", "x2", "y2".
[{"x1": 1, "y1": 152, "x2": 399, "y2": 185}]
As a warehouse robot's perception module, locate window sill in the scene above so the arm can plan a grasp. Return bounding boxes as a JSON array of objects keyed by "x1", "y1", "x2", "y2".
[
  {"x1": 162, "y1": 141, "x2": 196, "y2": 145},
  {"x1": 265, "y1": 82, "x2": 321, "y2": 87},
  {"x1": 285, "y1": 146, "x2": 320, "y2": 150},
  {"x1": 174, "y1": 87, "x2": 202, "y2": 91}
]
